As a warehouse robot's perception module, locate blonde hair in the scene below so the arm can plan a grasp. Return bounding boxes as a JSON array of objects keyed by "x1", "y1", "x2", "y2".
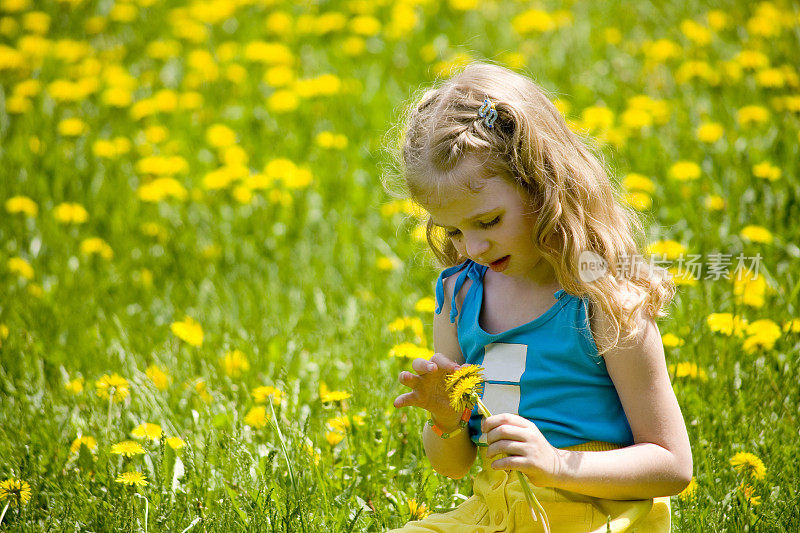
[{"x1": 385, "y1": 61, "x2": 674, "y2": 354}]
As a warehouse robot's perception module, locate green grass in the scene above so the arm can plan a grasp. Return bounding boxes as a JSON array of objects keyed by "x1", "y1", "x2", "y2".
[{"x1": 1, "y1": 0, "x2": 799, "y2": 530}]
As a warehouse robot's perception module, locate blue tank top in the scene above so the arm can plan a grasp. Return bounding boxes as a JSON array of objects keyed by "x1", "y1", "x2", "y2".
[{"x1": 435, "y1": 260, "x2": 634, "y2": 449}]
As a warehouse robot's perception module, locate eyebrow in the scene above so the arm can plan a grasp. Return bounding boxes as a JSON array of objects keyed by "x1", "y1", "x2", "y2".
[{"x1": 431, "y1": 208, "x2": 501, "y2": 228}]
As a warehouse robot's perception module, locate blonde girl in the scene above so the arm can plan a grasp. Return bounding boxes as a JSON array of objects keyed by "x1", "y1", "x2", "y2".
[{"x1": 388, "y1": 62, "x2": 692, "y2": 532}]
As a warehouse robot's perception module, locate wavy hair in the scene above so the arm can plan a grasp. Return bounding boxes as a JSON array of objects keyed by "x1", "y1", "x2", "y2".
[{"x1": 384, "y1": 61, "x2": 674, "y2": 354}]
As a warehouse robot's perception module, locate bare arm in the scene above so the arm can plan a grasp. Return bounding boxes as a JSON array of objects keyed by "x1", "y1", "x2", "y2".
[
  {"x1": 484, "y1": 306, "x2": 692, "y2": 500},
  {"x1": 393, "y1": 275, "x2": 477, "y2": 479}
]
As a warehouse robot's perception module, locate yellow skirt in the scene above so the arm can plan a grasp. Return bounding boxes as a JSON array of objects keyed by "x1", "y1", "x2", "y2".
[{"x1": 389, "y1": 442, "x2": 670, "y2": 533}]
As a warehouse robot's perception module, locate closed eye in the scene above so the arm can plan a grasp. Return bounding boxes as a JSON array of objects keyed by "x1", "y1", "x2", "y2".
[{"x1": 479, "y1": 216, "x2": 501, "y2": 229}]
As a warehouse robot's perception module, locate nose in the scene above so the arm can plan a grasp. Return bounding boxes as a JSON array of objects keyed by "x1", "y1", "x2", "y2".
[{"x1": 464, "y1": 232, "x2": 490, "y2": 261}]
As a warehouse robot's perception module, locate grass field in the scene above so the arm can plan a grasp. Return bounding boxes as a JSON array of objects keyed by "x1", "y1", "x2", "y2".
[{"x1": 1, "y1": 0, "x2": 799, "y2": 530}]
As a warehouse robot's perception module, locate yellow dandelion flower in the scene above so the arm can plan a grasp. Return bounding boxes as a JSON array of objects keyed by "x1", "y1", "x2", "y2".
[
  {"x1": 444, "y1": 365, "x2": 484, "y2": 413},
  {"x1": 95, "y1": 373, "x2": 130, "y2": 402},
  {"x1": 327, "y1": 416, "x2": 350, "y2": 433},
  {"x1": 783, "y1": 319, "x2": 800, "y2": 333},
  {"x1": 80, "y1": 237, "x2": 114, "y2": 260},
  {"x1": 131, "y1": 423, "x2": 162, "y2": 440},
  {"x1": 739, "y1": 225, "x2": 773, "y2": 244},
  {"x1": 696, "y1": 122, "x2": 724, "y2": 143},
  {"x1": 325, "y1": 431, "x2": 344, "y2": 446},
  {"x1": 145, "y1": 365, "x2": 169, "y2": 390},
  {"x1": 53, "y1": 202, "x2": 88, "y2": 224},
  {"x1": 304, "y1": 443, "x2": 320, "y2": 465},
  {"x1": 388, "y1": 342, "x2": 434, "y2": 360},
  {"x1": 730, "y1": 452, "x2": 766, "y2": 479},
  {"x1": 268, "y1": 90, "x2": 299, "y2": 113},
  {"x1": 742, "y1": 319, "x2": 781, "y2": 353},
  {"x1": 319, "y1": 382, "x2": 351, "y2": 403},
  {"x1": 407, "y1": 498, "x2": 431, "y2": 520},
  {"x1": 115, "y1": 471, "x2": 148, "y2": 487},
  {"x1": 205, "y1": 124, "x2": 237, "y2": 148},
  {"x1": 622, "y1": 173, "x2": 655, "y2": 193},
  {"x1": 661, "y1": 333, "x2": 685, "y2": 348},
  {"x1": 221, "y1": 349, "x2": 249, "y2": 377},
  {"x1": 65, "y1": 377, "x2": 84, "y2": 394},
  {"x1": 5, "y1": 195, "x2": 38, "y2": 216},
  {"x1": 8, "y1": 257, "x2": 34, "y2": 280},
  {"x1": 646, "y1": 240, "x2": 687, "y2": 261},
  {"x1": 171, "y1": 316, "x2": 203, "y2": 347},
  {"x1": 678, "y1": 477, "x2": 697, "y2": 500},
  {"x1": 738, "y1": 482, "x2": 761, "y2": 506},
  {"x1": 166, "y1": 437, "x2": 185, "y2": 450},
  {"x1": 415, "y1": 297, "x2": 436, "y2": 313},
  {"x1": 706, "y1": 313, "x2": 747, "y2": 337},
  {"x1": 704, "y1": 195, "x2": 725, "y2": 210},
  {"x1": 244, "y1": 406, "x2": 269, "y2": 428},
  {"x1": 0, "y1": 478, "x2": 31, "y2": 506},
  {"x1": 252, "y1": 386, "x2": 284, "y2": 405},
  {"x1": 737, "y1": 105, "x2": 769, "y2": 127},
  {"x1": 110, "y1": 440, "x2": 145, "y2": 457},
  {"x1": 58, "y1": 117, "x2": 88, "y2": 137},
  {"x1": 668, "y1": 161, "x2": 701, "y2": 181},
  {"x1": 752, "y1": 162, "x2": 781, "y2": 181},
  {"x1": 623, "y1": 191, "x2": 652, "y2": 211},
  {"x1": 70, "y1": 435, "x2": 97, "y2": 454},
  {"x1": 669, "y1": 362, "x2": 708, "y2": 381}
]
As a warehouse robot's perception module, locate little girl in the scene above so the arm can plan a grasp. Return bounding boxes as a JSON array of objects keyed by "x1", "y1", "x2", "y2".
[{"x1": 389, "y1": 62, "x2": 692, "y2": 532}]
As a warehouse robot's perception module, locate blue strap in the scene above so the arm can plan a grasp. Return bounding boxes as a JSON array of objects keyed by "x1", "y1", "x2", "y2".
[{"x1": 434, "y1": 260, "x2": 486, "y2": 323}]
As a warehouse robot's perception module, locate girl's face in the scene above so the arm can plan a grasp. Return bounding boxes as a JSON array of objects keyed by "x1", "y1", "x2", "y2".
[{"x1": 422, "y1": 157, "x2": 553, "y2": 284}]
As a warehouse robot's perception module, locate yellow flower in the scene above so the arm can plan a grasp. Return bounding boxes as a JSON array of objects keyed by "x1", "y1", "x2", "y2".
[
  {"x1": 53, "y1": 202, "x2": 88, "y2": 224},
  {"x1": 304, "y1": 443, "x2": 320, "y2": 465},
  {"x1": 171, "y1": 316, "x2": 203, "y2": 346},
  {"x1": 737, "y1": 106, "x2": 769, "y2": 127},
  {"x1": 80, "y1": 237, "x2": 114, "y2": 260},
  {"x1": 58, "y1": 117, "x2": 88, "y2": 137},
  {"x1": 408, "y1": 498, "x2": 431, "y2": 520},
  {"x1": 678, "y1": 477, "x2": 697, "y2": 500},
  {"x1": 325, "y1": 431, "x2": 344, "y2": 446},
  {"x1": 115, "y1": 471, "x2": 148, "y2": 487},
  {"x1": 221, "y1": 349, "x2": 250, "y2": 377},
  {"x1": 668, "y1": 267, "x2": 698, "y2": 286},
  {"x1": 733, "y1": 274, "x2": 767, "y2": 308},
  {"x1": 580, "y1": 106, "x2": 614, "y2": 132},
  {"x1": 131, "y1": 423, "x2": 163, "y2": 440},
  {"x1": 314, "y1": 131, "x2": 348, "y2": 149},
  {"x1": 783, "y1": 319, "x2": 800, "y2": 333},
  {"x1": 244, "y1": 406, "x2": 269, "y2": 428},
  {"x1": 5, "y1": 195, "x2": 38, "y2": 216},
  {"x1": 388, "y1": 342, "x2": 433, "y2": 360},
  {"x1": 696, "y1": 122, "x2": 724, "y2": 143},
  {"x1": 704, "y1": 195, "x2": 725, "y2": 210},
  {"x1": 668, "y1": 161, "x2": 701, "y2": 181},
  {"x1": 706, "y1": 313, "x2": 747, "y2": 337},
  {"x1": 95, "y1": 373, "x2": 130, "y2": 402},
  {"x1": 0, "y1": 478, "x2": 32, "y2": 505},
  {"x1": 661, "y1": 333, "x2": 684, "y2": 348},
  {"x1": 646, "y1": 240, "x2": 686, "y2": 261},
  {"x1": 252, "y1": 386, "x2": 284, "y2": 405},
  {"x1": 512, "y1": 9, "x2": 556, "y2": 34},
  {"x1": 415, "y1": 297, "x2": 435, "y2": 313},
  {"x1": 206, "y1": 124, "x2": 237, "y2": 148},
  {"x1": 145, "y1": 365, "x2": 170, "y2": 390},
  {"x1": 730, "y1": 452, "x2": 766, "y2": 480},
  {"x1": 8, "y1": 257, "x2": 34, "y2": 280},
  {"x1": 327, "y1": 416, "x2": 351, "y2": 433},
  {"x1": 65, "y1": 377, "x2": 84, "y2": 394},
  {"x1": 623, "y1": 191, "x2": 652, "y2": 211},
  {"x1": 738, "y1": 482, "x2": 761, "y2": 506},
  {"x1": 622, "y1": 173, "x2": 655, "y2": 193},
  {"x1": 669, "y1": 362, "x2": 708, "y2": 381},
  {"x1": 752, "y1": 162, "x2": 781, "y2": 181},
  {"x1": 742, "y1": 319, "x2": 781, "y2": 353},
  {"x1": 268, "y1": 90, "x2": 299, "y2": 113},
  {"x1": 70, "y1": 435, "x2": 97, "y2": 454},
  {"x1": 444, "y1": 364, "x2": 484, "y2": 413},
  {"x1": 739, "y1": 225, "x2": 773, "y2": 244},
  {"x1": 166, "y1": 437, "x2": 186, "y2": 450},
  {"x1": 110, "y1": 440, "x2": 145, "y2": 457},
  {"x1": 138, "y1": 177, "x2": 188, "y2": 202},
  {"x1": 349, "y1": 15, "x2": 381, "y2": 36},
  {"x1": 319, "y1": 382, "x2": 351, "y2": 403},
  {"x1": 342, "y1": 36, "x2": 365, "y2": 56}
]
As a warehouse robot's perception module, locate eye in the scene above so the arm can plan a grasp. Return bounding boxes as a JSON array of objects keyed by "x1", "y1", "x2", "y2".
[{"x1": 479, "y1": 216, "x2": 501, "y2": 229}]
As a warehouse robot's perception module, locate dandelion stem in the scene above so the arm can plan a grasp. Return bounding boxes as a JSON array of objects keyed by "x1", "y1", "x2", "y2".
[
  {"x1": 0, "y1": 502, "x2": 9, "y2": 527},
  {"x1": 106, "y1": 391, "x2": 114, "y2": 440},
  {"x1": 267, "y1": 398, "x2": 297, "y2": 493},
  {"x1": 472, "y1": 395, "x2": 550, "y2": 533}
]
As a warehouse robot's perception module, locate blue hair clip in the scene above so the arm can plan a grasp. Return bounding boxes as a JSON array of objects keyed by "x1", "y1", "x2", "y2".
[{"x1": 477, "y1": 98, "x2": 498, "y2": 128}]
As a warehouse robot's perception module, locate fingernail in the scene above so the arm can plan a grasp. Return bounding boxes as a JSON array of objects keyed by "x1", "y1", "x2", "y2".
[{"x1": 427, "y1": 363, "x2": 435, "y2": 371}]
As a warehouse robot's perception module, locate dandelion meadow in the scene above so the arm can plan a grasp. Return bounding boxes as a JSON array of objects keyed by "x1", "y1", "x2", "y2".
[{"x1": 1, "y1": 0, "x2": 799, "y2": 531}]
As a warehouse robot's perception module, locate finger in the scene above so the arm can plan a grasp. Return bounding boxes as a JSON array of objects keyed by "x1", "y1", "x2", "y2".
[
  {"x1": 491, "y1": 456, "x2": 526, "y2": 471},
  {"x1": 393, "y1": 391, "x2": 418, "y2": 408},
  {"x1": 411, "y1": 358, "x2": 436, "y2": 375},
  {"x1": 482, "y1": 413, "x2": 530, "y2": 433},
  {"x1": 430, "y1": 353, "x2": 460, "y2": 372},
  {"x1": 398, "y1": 371, "x2": 421, "y2": 388}
]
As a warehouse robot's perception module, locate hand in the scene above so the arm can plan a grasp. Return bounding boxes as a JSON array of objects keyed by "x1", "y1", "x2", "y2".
[
  {"x1": 482, "y1": 413, "x2": 561, "y2": 487},
  {"x1": 393, "y1": 353, "x2": 462, "y2": 430}
]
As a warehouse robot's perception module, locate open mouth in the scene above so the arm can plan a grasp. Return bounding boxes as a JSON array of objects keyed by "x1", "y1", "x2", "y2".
[{"x1": 489, "y1": 255, "x2": 510, "y2": 272}]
